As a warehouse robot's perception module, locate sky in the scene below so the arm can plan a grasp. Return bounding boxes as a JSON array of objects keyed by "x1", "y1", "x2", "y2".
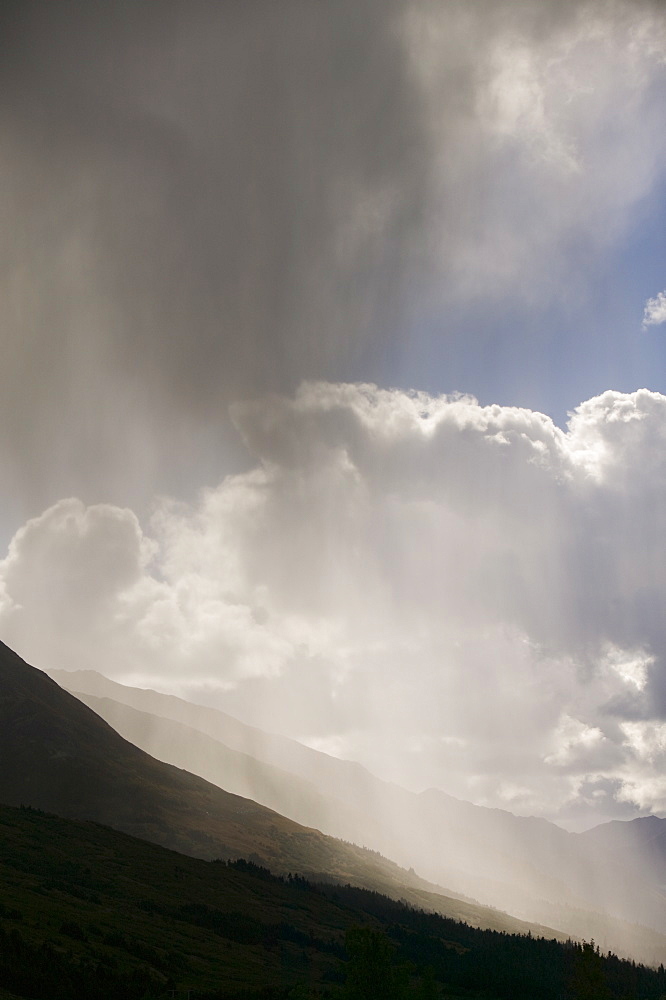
[{"x1": 1, "y1": 0, "x2": 666, "y2": 830}]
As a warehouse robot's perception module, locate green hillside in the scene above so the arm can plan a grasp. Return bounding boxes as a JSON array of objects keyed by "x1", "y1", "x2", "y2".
[{"x1": 2, "y1": 804, "x2": 665, "y2": 1000}]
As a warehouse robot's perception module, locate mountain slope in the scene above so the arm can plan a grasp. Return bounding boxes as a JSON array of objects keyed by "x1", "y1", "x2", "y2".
[
  {"x1": 50, "y1": 666, "x2": 666, "y2": 941},
  {"x1": 67, "y1": 689, "x2": 386, "y2": 851},
  {"x1": 0, "y1": 639, "x2": 559, "y2": 940},
  {"x1": 582, "y1": 817, "x2": 666, "y2": 885},
  {"x1": 48, "y1": 665, "x2": 378, "y2": 803}
]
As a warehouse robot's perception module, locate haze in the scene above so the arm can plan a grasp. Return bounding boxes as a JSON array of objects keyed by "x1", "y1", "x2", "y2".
[{"x1": 2, "y1": 0, "x2": 666, "y2": 836}]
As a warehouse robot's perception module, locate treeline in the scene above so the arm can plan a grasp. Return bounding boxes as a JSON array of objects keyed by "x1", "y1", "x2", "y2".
[
  {"x1": 316, "y1": 881, "x2": 666, "y2": 1000},
  {"x1": 0, "y1": 922, "x2": 162, "y2": 1000},
  {"x1": 3, "y1": 851, "x2": 666, "y2": 1000},
  {"x1": 219, "y1": 862, "x2": 666, "y2": 999},
  {"x1": 139, "y1": 895, "x2": 344, "y2": 957}
]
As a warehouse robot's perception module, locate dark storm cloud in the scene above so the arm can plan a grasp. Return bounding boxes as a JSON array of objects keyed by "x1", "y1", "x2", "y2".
[
  {"x1": 1, "y1": 0, "x2": 664, "y2": 518},
  {"x1": 0, "y1": 0, "x2": 438, "y2": 507}
]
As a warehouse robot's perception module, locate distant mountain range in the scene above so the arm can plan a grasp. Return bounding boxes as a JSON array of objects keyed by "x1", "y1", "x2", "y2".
[
  {"x1": 580, "y1": 815, "x2": 666, "y2": 888},
  {"x1": 42, "y1": 659, "x2": 666, "y2": 963}
]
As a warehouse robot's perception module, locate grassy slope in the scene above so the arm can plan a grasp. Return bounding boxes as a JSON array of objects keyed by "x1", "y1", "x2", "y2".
[
  {"x1": 0, "y1": 803, "x2": 352, "y2": 993},
  {"x1": 2, "y1": 804, "x2": 666, "y2": 1000}
]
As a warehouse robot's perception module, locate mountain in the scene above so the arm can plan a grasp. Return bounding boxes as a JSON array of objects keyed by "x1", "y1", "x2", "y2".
[
  {"x1": 49, "y1": 666, "x2": 666, "y2": 945},
  {"x1": 0, "y1": 639, "x2": 561, "y2": 941},
  {"x1": 581, "y1": 816, "x2": 666, "y2": 886},
  {"x1": 47, "y1": 665, "x2": 382, "y2": 808},
  {"x1": 3, "y1": 803, "x2": 666, "y2": 1000},
  {"x1": 62, "y1": 689, "x2": 389, "y2": 854}
]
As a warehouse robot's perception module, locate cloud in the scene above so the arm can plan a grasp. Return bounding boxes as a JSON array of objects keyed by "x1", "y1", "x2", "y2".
[
  {"x1": 2, "y1": 383, "x2": 666, "y2": 823},
  {"x1": 1, "y1": 2, "x2": 664, "y2": 838},
  {"x1": 0, "y1": 499, "x2": 154, "y2": 670},
  {"x1": 0, "y1": 0, "x2": 665, "y2": 514},
  {"x1": 642, "y1": 289, "x2": 666, "y2": 327}
]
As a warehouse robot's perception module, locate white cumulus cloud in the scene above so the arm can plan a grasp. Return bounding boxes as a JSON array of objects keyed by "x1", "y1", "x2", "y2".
[
  {"x1": 2, "y1": 383, "x2": 666, "y2": 825},
  {"x1": 642, "y1": 289, "x2": 666, "y2": 327}
]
